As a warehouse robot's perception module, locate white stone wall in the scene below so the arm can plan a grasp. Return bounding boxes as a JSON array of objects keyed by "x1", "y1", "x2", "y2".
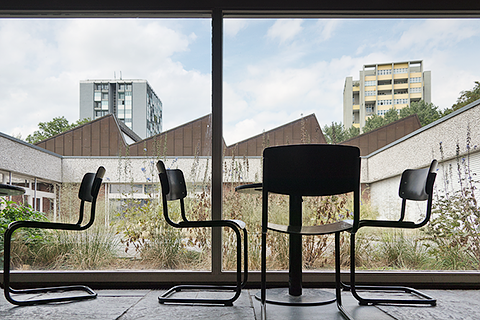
[
  {"x1": 365, "y1": 99, "x2": 480, "y2": 220},
  {"x1": 0, "y1": 133, "x2": 62, "y2": 182},
  {"x1": 362, "y1": 100, "x2": 480, "y2": 184}
]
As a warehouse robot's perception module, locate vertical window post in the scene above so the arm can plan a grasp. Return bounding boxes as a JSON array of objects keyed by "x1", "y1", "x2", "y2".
[{"x1": 211, "y1": 8, "x2": 223, "y2": 276}]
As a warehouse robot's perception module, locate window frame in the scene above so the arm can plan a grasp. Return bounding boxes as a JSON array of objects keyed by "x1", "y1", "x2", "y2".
[{"x1": 2, "y1": 1, "x2": 480, "y2": 288}]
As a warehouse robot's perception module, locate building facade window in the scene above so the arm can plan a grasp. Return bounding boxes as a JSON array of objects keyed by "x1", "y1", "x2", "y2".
[
  {"x1": 378, "y1": 99, "x2": 392, "y2": 106},
  {"x1": 378, "y1": 69, "x2": 392, "y2": 75},
  {"x1": 365, "y1": 80, "x2": 376, "y2": 86},
  {"x1": 410, "y1": 77, "x2": 422, "y2": 83},
  {"x1": 394, "y1": 68, "x2": 408, "y2": 74},
  {"x1": 394, "y1": 98, "x2": 409, "y2": 104},
  {"x1": 365, "y1": 90, "x2": 376, "y2": 96},
  {"x1": 410, "y1": 87, "x2": 422, "y2": 93}
]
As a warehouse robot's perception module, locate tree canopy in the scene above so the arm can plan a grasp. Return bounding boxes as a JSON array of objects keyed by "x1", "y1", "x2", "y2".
[
  {"x1": 26, "y1": 117, "x2": 90, "y2": 144},
  {"x1": 399, "y1": 100, "x2": 441, "y2": 126},
  {"x1": 322, "y1": 121, "x2": 360, "y2": 144},
  {"x1": 442, "y1": 81, "x2": 480, "y2": 116},
  {"x1": 362, "y1": 101, "x2": 442, "y2": 133}
]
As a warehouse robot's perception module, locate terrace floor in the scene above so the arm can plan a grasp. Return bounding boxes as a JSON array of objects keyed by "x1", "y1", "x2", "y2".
[{"x1": 1, "y1": 288, "x2": 480, "y2": 320}]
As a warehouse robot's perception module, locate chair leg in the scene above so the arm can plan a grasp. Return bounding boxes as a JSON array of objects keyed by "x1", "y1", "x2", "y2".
[
  {"x1": 347, "y1": 233, "x2": 436, "y2": 306},
  {"x1": 158, "y1": 225, "x2": 247, "y2": 306},
  {"x1": 261, "y1": 226, "x2": 267, "y2": 308},
  {"x1": 3, "y1": 225, "x2": 97, "y2": 306},
  {"x1": 335, "y1": 232, "x2": 354, "y2": 320}
]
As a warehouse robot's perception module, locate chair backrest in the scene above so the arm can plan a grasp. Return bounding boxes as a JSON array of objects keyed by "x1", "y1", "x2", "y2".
[
  {"x1": 263, "y1": 144, "x2": 361, "y2": 197},
  {"x1": 399, "y1": 160, "x2": 437, "y2": 201},
  {"x1": 78, "y1": 167, "x2": 106, "y2": 202},
  {"x1": 157, "y1": 160, "x2": 187, "y2": 201}
]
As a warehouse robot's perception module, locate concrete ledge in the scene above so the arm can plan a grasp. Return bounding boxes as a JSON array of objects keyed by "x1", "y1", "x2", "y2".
[{"x1": 2, "y1": 270, "x2": 480, "y2": 289}]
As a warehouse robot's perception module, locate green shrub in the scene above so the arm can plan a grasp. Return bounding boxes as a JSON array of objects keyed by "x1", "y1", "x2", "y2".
[{"x1": 0, "y1": 198, "x2": 47, "y2": 264}]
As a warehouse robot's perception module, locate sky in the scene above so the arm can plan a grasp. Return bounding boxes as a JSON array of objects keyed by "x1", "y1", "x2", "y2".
[{"x1": 0, "y1": 18, "x2": 479, "y2": 145}]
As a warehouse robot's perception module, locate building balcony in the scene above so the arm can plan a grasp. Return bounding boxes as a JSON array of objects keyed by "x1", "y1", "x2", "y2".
[
  {"x1": 377, "y1": 84, "x2": 392, "y2": 91},
  {"x1": 393, "y1": 73, "x2": 408, "y2": 79},
  {"x1": 394, "y1": 83, "x2": 409, "y2": 90},
  {"x1": 377, "y1": 74, "x2": 392, "y2": 80}
]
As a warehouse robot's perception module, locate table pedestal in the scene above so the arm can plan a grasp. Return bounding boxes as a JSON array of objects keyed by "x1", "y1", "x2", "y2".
[
  {"x1": 257, "y1": 195, "x2": 336, "y2": 306},
  {"x1": 254, "y1": 288, "x2": 335, "y2": 306}
]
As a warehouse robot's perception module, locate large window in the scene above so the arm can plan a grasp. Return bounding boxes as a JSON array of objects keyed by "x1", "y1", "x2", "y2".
[{"x1": 1, "y1": 14, "x2": 480, "y2": 286}]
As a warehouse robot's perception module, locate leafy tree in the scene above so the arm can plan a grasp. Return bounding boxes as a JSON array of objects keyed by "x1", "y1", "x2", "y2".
[
  {"x1": 364, "y1": 101, "x2": 441, "y2": 133},
  {"x1": 442, "y1": 81, "x2": 480, "y2": 116},
  {"x1": 344, "y1": 125, "x2": 360, "y2": 141},
  {"x1": 322, "y1": 121, "x2": 360, "y2": 144},
  {"x1": 323, "y1": 122, "x2": 344, "y2": 144},
  {"x1": 26, "y1": 116, "x2": 90, "y2": 144},
  {"x1": 399, "y1": 100, "x2": 441, "y2": 126},
  {"x1": 383, "y1": 108, "x2": 400, "y2": 124},
  {"x1": 363, "y1": 112, "x2": 387, "y2": 133}
]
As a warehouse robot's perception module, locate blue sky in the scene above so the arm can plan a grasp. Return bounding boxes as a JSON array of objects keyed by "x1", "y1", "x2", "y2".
[{"x1": 0, "y1": 18, "x2": 479, "y2": 145}]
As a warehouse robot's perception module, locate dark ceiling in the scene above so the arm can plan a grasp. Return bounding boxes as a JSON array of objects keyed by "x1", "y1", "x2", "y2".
[{"x1": 1, "y1": 0, "x2": 480, "y2": 17}]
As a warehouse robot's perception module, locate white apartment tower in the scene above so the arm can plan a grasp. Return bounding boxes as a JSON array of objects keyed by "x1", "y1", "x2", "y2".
[
  {"x1": 343, "y1": 60, "x2": 431, "y2": 132},
  {"x1": 79, "y1": 79, "x2": 162, "y2": 139}
]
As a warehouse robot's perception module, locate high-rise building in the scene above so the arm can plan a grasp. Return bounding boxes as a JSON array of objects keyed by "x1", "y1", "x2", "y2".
[
  {"x1": 343, "y1": 60, "x2": 431, "y2": 132},
  {"x1": 79, "y1": 79, "x2": 162, "y2": 139}
]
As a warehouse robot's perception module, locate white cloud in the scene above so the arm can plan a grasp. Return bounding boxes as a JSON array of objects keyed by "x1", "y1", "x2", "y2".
[
  {"x1": 0, "y1": 19, "x2": 210, "y2": 137},
  {"x1": 314, "y1": 20, "x2": 340, "y2": 42},
  {"x1": 2, "y1": 18, "x2": 480, "y2": 144},
  {"x1": 225, "y1": 19, "x2": 248, "y2": 37},
  {"x1": 266, "y1": 19, "x2": 303, "y2": 44}
]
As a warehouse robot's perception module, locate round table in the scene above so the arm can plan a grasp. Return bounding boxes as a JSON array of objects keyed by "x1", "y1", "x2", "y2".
[
  {"x1": 235, "y1": 182, "x2": 336, "y2": 306},
  {"x1": 0, "y1": 184, "x2": 26, "y2": 196}
]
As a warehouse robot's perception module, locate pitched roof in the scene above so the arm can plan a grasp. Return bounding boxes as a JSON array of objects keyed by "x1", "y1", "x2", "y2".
[
  {"x1": 35, "y1": 114, "x2": 131, "y2": 157},
  {"x1": 340, "y1": 114, "x2": 422, "y2": 156},
  {"x1": 225, "y1": 114, "x2": 326, "y2": 156}
]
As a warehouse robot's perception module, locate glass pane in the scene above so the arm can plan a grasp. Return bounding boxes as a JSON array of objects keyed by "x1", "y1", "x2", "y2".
[
  {"x1": 0, "y1": 18, "x2": 212, "y2": 272},
  {"x1": 223, "y1": 18, "x2": 480, "y2": 272}
]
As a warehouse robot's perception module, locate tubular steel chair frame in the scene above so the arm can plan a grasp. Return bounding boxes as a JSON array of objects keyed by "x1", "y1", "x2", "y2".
[
  {"x1": 157, "y1": 160, "x2": 248, "y2": 306},
  {"x1": 346, "y1": 160, "x2": 438, "y2": 306},
  {"x1": 3, "y1": 166, "x2": 106, "y2": 306},
  {"x1": 260, "y1": 144, "x2": 361, "y2": 320}
]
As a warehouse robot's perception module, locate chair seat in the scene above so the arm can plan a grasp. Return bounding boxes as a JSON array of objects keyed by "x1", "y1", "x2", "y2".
[
  {"x1": 359, "y1": 219, "x2": 416, "y2": 228},
  {"x1": 177, "y1": 219, "x2": 246, "y2": 229},
  {"x1": 268, "y1": 220, "x2": 353, "y2": 235}
]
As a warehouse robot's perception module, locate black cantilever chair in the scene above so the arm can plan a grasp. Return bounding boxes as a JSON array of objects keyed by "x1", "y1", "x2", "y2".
[
  {"x1": 3, "y1": 166, "x2": 106, "y2": 306},
  {"x1": 260, "y1": 144, "x2": 361, "y2": 320},
  {"x1": 156, "y1": 160, "x2": 248, "y2": 306},
  {"x1": 347, "y1": 160, "x2": 438, "y2": 306}
]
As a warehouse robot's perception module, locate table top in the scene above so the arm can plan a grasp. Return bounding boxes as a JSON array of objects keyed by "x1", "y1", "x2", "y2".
[
  {"x1": 0, "y1": 184, "x2": 26, "y2": 196},
  {"x1": 235, "y1": 183, "x2": 262, "y2": 194}
]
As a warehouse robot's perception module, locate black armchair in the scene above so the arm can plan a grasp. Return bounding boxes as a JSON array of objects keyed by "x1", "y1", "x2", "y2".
[
  {"x1": 156, "y1": 160, "x2": 248, "y2": 306},
  {"x1": 3, "y1": 166, "x2": 106, "y2": 306},
  {"x1": 347, "y1": 160, "x2": 438, "y2": 306}
]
